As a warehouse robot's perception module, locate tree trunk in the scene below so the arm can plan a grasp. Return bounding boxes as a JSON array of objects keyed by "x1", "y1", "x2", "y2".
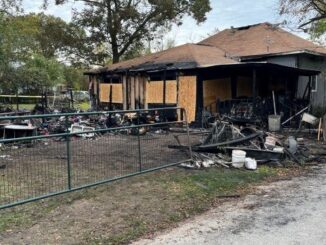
[{"x1": 112, "y1": 49, "x2": 120, "y2": 63}]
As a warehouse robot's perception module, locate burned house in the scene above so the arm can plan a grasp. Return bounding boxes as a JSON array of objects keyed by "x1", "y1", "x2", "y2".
[{"x1": 85, "y1": 23, "x2": 326, "y2": 123}]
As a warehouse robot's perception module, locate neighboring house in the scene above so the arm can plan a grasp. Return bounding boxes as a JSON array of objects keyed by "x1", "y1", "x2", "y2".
[{"x1": 85, "y1": 23, "x2": 326, "y2": 123}]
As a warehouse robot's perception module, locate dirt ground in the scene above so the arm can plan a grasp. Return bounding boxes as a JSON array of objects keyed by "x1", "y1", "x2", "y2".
[
  {"x1": 0, "y1": 131, "x2": 194, "y2": 206},
  {"x1": 0, "y1": 129, "x2": 322, "y2": 244},
  {"x1": 134, "y1": 164, "x2": 326, "y2": 245}
]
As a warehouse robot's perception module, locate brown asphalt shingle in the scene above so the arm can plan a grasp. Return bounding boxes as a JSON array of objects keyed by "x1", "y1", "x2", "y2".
[
  {"x1": 91, "y1": 22, "x2": 325, "y2": 73},
  {"x1": 199, "y1": 22, "x2": 326, "y2": 58},
  {"x1": 106, "y1": 43, "x2": 238, "y2": 71}
]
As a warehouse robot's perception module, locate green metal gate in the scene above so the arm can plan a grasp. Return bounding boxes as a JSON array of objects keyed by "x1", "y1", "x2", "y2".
[{"x1": 0, "y1": 107, "x2": 192, "y2": 209}]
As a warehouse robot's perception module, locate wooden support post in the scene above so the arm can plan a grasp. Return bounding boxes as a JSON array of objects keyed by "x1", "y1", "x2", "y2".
[
  {"x1": 135, "y1": 75, "x2": 139, "y2": 109},
  {"x1": 122, "y1": 75, "x2": 127, "y2": 110},
  {"x1": 130, "y1": 76, "x2": 135, "y2": 110},
  {"x1": 138, "y1": 76, "x2": 141, "y2": 109},
  {"x1": 143, "y1": 76, "x2": 148, "y2": 109},
  {"x1": 96, "y1": 77, "x2": 100, "y2": 110},
  {"x1": 163, "y1": 69, "x2": 167, "y2": 107},
  {"x1": 176, "y1": 72, "x2": 179, "y2": 106},
  {"x1": 176, "y1": 72, "x2": 180, "y2": 120},
  {"x1": 139, "y1": 76, "x2": 144, "y2": 109},
  {"x1": 195, "y1": 74, "x2": 204, "y2": 124},
  {"x1": 109, "y1": 77, "x2": 113, "y2": 110},
  {"x1": 127, "y1": 75, "x2": 131, "y2": 109}
]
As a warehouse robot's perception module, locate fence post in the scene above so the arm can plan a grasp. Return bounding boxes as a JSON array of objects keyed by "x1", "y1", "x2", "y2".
[
  {"x1": 65, "y1": 116, "x2": 72, "y2": 190},
  {"x1": 137, "y1": 112, "x2": 142, "y2": 172},
  {"x1": 182, "y1": 108, "x2": 193, "y2": 160}
]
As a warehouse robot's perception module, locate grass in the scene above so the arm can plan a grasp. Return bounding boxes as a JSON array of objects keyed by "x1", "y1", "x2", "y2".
[
  {"x1": 152, "y1": 167, "x2": 278, "y2": 220},
  {"x1": 12, "y1": 102, "x2": 91, "y2": 111},
  {"x1": 0, "y1": 188, "x2": 96, "y2": 232},
  {"x1": 78, "y1": 101, "x2": 91, "y2": 110},
  {"x1": 15, "y1": 104, "x2": 35, "y2": 110},
  {"x1": 0, "y1": 166, "x2": 297, "y2": 244}
]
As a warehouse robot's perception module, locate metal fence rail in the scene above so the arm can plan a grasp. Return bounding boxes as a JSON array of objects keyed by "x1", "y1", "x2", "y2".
[{"x1": 0, "y1": 107, "x2": 192, "y2": 209}]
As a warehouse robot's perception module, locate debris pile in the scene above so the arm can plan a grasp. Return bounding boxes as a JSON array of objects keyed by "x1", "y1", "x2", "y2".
[
  {"x1": 178, "y1": 119, "x2": 323, "y2": 170},
  {"x1": 0, "y1": 109, "x2": 175, "y2": 147}
]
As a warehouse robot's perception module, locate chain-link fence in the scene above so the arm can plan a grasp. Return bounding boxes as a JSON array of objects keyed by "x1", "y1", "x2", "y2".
[{"x1": 0, "y1": 108, "x2": 192, "y2": 209}]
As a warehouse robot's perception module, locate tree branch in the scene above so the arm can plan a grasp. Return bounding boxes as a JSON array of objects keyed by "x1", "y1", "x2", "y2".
[
  {"x1": 118, "y1": 9, "x2": 158, "y2": 57},
  {"x1": 57, "y1": 0, "x2": 104, "y2": 6},
  {"x1": 299, "y1": 14, "x2": 326, "y2": 28},
  {"x1": 0, "y1": 8, "x2": 14, "y2": 16},
  {"x1": 310, "y1": 1, "x2": 326, "y2": 17}
]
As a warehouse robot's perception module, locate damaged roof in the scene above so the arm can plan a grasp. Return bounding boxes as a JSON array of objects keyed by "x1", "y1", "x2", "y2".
[
  {"x1": 199, "y1": 22, "x2": 326, "y2": 58},
  {"x1": 105, "y1": 43, "x2": 238, "y2": 73},
  {"x1": 86, "y1": 22, "x2": 326, "y2": 75}
]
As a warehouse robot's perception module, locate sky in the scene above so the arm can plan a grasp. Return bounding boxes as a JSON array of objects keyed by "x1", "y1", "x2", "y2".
[{"x1": 23, "y1": 0, "x2": 307, "y2": 46}]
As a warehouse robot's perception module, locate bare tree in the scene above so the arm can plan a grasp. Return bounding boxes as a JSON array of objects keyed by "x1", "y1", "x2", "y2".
[{"x1": 279, "y1": 0, "x2": 326, "y2": 29}]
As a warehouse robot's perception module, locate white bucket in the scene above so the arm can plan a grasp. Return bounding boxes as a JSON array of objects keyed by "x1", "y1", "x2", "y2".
[
  {"x1": 302, "y1": 113, "x2": 318, "y2": 125},
  {"x1": 273, "y1": 147, "x2": 284, "y2": 153},
  {"x1": 232, "y1": 150, "x2": 246, "y2": 168},
  {"x1": 268, "y1": 115, "x2": 281, "y2": 132},
  {"x1": 245, "y1": 158, "x2": 257, "y2": 170}
]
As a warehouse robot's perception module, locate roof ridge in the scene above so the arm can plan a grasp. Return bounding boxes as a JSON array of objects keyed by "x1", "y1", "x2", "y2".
[
  {"x1": 195, "y1": 42, "x2": 233, "y2": 59},
  {"x1": 198, "y1": 21, "x2": 326, "y2": 58}
]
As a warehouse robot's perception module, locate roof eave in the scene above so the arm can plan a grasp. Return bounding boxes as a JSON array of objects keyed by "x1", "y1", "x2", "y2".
[{"x1": 239, "y1": 50, "x2": 326, "y2": 61}]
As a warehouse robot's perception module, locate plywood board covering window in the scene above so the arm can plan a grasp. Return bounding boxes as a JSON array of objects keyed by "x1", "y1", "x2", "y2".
[
  {"x1": 100, "y1": 84, "x2": 123, "y2": 103},
  {"x1": 146, "y1": 80, "x2": 177, "y2": 104},
  {"x1": 203, "y1": 78, "x2": 232, "y2": 112},
  {"x1": 179, "y1": 76, "x2": 197, "y2": 122}
]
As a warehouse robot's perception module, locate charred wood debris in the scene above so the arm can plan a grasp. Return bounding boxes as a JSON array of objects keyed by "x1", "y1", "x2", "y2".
[
  {"x1": 172, "y1": 103, "x2": 326, "y2": 170},
  {"x1": 176, "y1": 93, "x2": 326, "y2": 170},
  {"x1": 0, "y1": 107, "x2": 168, "y2": 139},
  {"x1": 175, "y1": 116, "x2": 326, "y2": 170},
  {"x1": 0, "y1": 102, "x2": 326, "y2": 171}
]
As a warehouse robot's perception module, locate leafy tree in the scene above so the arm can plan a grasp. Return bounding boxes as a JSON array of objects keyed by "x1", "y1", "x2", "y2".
[
  {"x1": 0, "y1": 12, "x2": 17, "y2": 92},
  {"x1": 310, "y1": 19, "x2": 326, "y2": 41},
  {"x1": 52, "y1": 0, "x2": 212, "y2": 64},
  {"x1": 6, "y1": 13, "x2": 89, "y2": 65},
  {"x1": 0, "y1": 13, "x2": 5, "y2": 74},
  {"x1": 2, "y1": 54, "x2": 65, "y2": 94},
  {"x1": 0, "y1": 12, "x2": 81, "y2": 94},
  {"x1": 279, "y1": 0, "x2": 326, "y2": 42},
  {"x1": 63, "y1": 66, "x2": 87, "y2": 90}
]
